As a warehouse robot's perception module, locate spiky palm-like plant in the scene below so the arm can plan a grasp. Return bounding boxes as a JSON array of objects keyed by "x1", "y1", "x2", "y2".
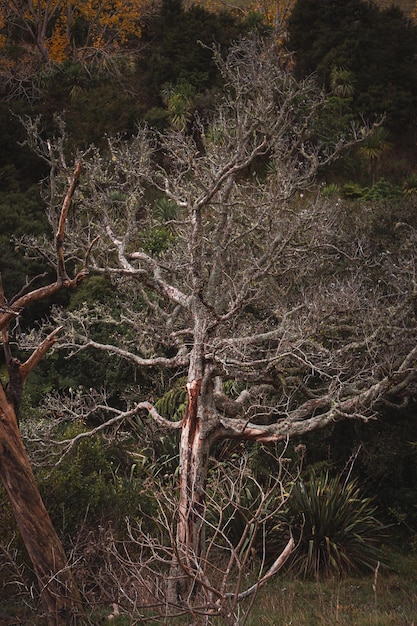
[
  {"x1": 161, "y1": 81, "x2": 195, "y2": 131},
  {"x1": 285, "y1": 471, "x2": 388, "y2": 579},
  {"x1": 403, "y1": 173, "x2": 417, "y2": 196},
  {"x1": 358, "y1": 126, "x2": 392, "y2": 184}
]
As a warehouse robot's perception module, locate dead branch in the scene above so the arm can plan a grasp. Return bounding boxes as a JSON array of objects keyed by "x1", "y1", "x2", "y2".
[
  {"x1": 226, "y1": 535, "x2": 295, "y2": 602},
  {"x1": 0, "y1": 162, "x2": 86, "y2": 332},
  {"x1": 56, "y1": 160, "x2": 82, "y2": 283},
  {"x1": 69, "y1": 337, "x2": 190, "y2": 370},
  {"x1": 19, "y1": 327, "x2": 63, "y2": 383}
]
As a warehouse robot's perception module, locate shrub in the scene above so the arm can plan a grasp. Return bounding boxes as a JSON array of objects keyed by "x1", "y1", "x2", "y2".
[
  {"x1": 321, "y1": 183, "x2": 341, "y2": 198},
  {"x1": 37, "y1": 425, "x2": 155, "y2": 538},
  {"x1": 362, "y1": 178, "x2": 401, "y2": 201},
  {"x1": 403, "y1": 173, "x2": 417, "y2": 195},
  {"x1": 342, "y1": 181, "x2": 365, "y2": 198},
  {"x1": 283, "y1": 471, "x2": 388, "y2": 579}
]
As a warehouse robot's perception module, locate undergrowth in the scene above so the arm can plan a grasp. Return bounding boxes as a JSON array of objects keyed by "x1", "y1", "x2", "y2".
[{"x1": 2, "y1": 552, "x2": 417, "y2": 624}]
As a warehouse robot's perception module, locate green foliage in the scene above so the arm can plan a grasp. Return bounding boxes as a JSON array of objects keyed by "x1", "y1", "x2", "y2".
[
  {"x1": 24, "y1": 336, "x2": 140, "y2": 411},
  {"x1": 402, "y1": 173, "x2": 417, "y2": 195},
  {"x1": 314, "y1": 67, "x2": 355, "y2": 143},
  {"x1": 0, "y1": 104, "x2": 47, "y2": 186},
  {"x1": 22, "y1": 276, "x2": 149, "y2": 407},
  {"x1": 361, "y1": 179, "x2": 401, "y2": 201},
  {"x1": 284, "y1": 471, "x2": 388, "y2": 579},
  {"x1": 288, "y1": 0, "x2": 417, "y2": 134},
  {"x1": 0, "y1": 175, "x2": 49, "y2": 301},
  {"x1": 140, "y1": 0, "x2": 245, "y2": 103},
  {"x1": 67, "y1": 275, "x2": 117, "y2": 311},
  {"x1": 37, "y1": 424, "x2": 155, "y2": 538},
  {"x1": 142, "y1": 106, "x2": 170, "y2": 129},
  {"x1": 154, "y1": 380, "x2": 187, "y2": 422},
  {"x1": 124, "y1": 379, "x2": 186, "y2": 481},
  {"x1": 212, "y1": 472, "x2": 262, "y2": 555},
  {"x1": 154, "y1": 196, "x2": 181, "y2": 222},
  {"x1": 141, "y1": 381, "x2": 186, "y2": 478},
  {"x1": 321, "y1": 183, "x2": 341, "y2": 198},
  {"x1": 341, "y1": 179, "x2": 401, "y2": 200},
  {"x1": 48, "y1": 79, "x2": 144, "y2": 148},
  {"x1": 161, "y1": 80, "x2": 196, "y2": 130},
  {"x1": 357, "y1": 126, "x2": 393, "y2": 183},
  {"x1": 358, "y1": 127, "x2": 392, "y2": 164},
  {"x1": 351, "y1": 411, "x2": 417, "y2": 539},
  {"x1": 142, "y1": 225, "x2": 175, "y2": 255},
  {"x1": 206, "y1": 445, "x2": 293, "y2": 560},
  {"x1": 342, "y1": 182, "x2": 365, "y2": 199},
  {"x1": 243, "y1": 10, "x2": 273, "y2": 34},
  {"x1": 330, "y1": 66, "x2": 355, "y2": 99}
]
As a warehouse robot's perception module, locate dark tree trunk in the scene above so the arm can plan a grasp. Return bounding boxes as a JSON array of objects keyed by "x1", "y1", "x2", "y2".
[
  {"x1": 0, "y1": 161, "x2": 85, "y2": 623},
  {"x1": 0, "y1": 384, "x2": 82, "y2": 625}
]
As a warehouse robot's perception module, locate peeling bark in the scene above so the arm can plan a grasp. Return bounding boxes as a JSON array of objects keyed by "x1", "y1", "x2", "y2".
[
  {"x1": 178, "y1": 379, "x2": 204, "y2": 553},
  {"x1": 169, "y1": 378, "x2": 206, "y2": 603}
]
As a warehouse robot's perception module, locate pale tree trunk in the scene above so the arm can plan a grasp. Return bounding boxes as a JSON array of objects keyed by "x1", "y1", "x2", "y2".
[
  {"x1": 0, "y1": 385, "x2": 82, "y2": 625},
  {"x1": 168, "y1": 308, "x2": 218, "y2": 605},
  {"x1": 172, "y1": 381, "x2": 209, "y2": 601}
]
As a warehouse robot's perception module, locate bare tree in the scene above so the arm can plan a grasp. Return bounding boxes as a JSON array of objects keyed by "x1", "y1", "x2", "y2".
[
  {"x1": 25, "y1": 36, "x2": 417, "y2": 617},
  {"x1": 66, "y1": 448, "x2": 296, "y2": 625},
  {"x1": 0, "y1": 163, "x2": 88, "y2": 624}
]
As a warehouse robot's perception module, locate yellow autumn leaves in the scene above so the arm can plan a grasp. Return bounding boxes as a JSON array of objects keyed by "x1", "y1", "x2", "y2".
[{"x1": 0, "y1": 0, "x2": 160, "y2": 63}]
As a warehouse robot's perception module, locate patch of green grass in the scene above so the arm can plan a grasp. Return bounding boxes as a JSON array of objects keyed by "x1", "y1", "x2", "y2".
[{"x1": 246, "y1": 558, "x2": 417, "y2": 625}]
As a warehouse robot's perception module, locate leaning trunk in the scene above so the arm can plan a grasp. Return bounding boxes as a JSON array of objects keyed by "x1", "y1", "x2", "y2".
[{"x1": 0, "y1": 385, "x2": 82, "y2": 625}]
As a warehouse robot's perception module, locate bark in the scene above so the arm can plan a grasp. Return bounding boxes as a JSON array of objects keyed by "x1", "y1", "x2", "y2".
[
  {"x1": 168, "y1": 379, "x2": 210, "y2": 605},
  {"x1": 168, "y1": 307, "x2": 218, "y2": 605},
  {"x1": 0, "y1": 384, "x2": 82, "y2": 625},
  {"x1": 0, "y1": 161, "x2": 86, "y2": 623}
]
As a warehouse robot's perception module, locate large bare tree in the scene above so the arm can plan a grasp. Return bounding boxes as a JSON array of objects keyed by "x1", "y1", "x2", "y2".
[{"x1": 24, "y1": 36, "x2": 417, "y2": 616}]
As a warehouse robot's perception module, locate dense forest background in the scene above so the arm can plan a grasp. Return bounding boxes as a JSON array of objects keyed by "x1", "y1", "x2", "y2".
[{"x1": 1, "y1": 0, "x2": 417, "y2": 621}]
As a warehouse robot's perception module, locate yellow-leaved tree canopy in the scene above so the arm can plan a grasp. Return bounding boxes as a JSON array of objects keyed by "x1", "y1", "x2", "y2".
[{"x1": 0, "y1": 0, "x2": 158, "y2": 64}]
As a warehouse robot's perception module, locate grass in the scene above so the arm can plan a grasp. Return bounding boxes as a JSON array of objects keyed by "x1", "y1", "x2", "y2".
[
  {"x1": 2, "y1": 552, "x2": 417, "y2": 625},
  {"x1": 246, "y1": 553, "x2": 417, "y2": 626}
]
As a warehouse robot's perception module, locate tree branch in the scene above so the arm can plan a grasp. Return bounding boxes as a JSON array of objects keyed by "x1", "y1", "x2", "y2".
[
  {"x1": 225, "y1": 535, "x2": 295, "y2": 602},
  {"x1": 56, "y1": 160, "x2": 82, "y2": 283},
  {"x1": 70, "y1": 338, "x2": 190, "y2": 369},
  {"x1": 19, "y1": 327, "x2": 63, "y2": 383},
  {"x1": 54, "y1": 401, "x2": 181, "y2": 464},
  {"x1": 218, "y1": 346, "x2": 417, "y2": 442},
  {"x1": 0, "y1": 161, "x2": 87, "y2": 332}
]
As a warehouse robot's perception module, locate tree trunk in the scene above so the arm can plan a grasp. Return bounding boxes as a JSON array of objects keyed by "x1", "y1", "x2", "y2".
[
  {"x1": 0, "y1": 385, "x2": 82, "y2": 625},
  {"x1": 168, "y1": 377, "x2": 216, "y2": 606}
]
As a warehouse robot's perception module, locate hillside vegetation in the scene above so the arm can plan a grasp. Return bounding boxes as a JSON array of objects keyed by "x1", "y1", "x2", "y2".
[{"x1": 1, "y1": 0, "x2": 417, "y2": 623}]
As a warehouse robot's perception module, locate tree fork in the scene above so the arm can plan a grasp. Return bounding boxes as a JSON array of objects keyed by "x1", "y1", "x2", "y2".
[{"x1": 0, "y1": 162, "x2": 87, "y2": 623}]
